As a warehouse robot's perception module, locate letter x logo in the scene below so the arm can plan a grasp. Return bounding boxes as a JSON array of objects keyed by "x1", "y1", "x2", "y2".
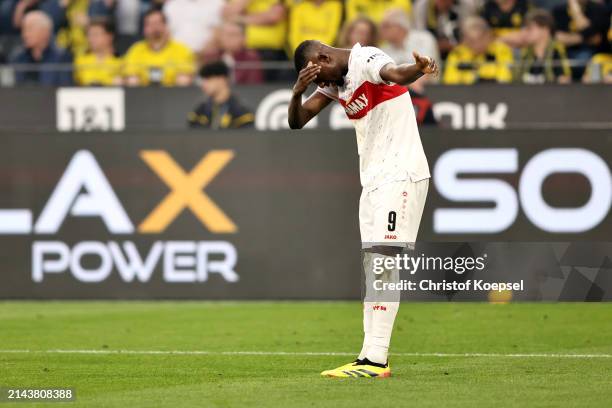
[{"x1": 138, "y1": 150, "x2": 236, "y2": 233}]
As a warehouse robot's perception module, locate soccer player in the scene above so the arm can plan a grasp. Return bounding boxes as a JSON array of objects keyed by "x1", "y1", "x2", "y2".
[{"x1": 288, "y1": 40, "x2": 437, "y2": 378}]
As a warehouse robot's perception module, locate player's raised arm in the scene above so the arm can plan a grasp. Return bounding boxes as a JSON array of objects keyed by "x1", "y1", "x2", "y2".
[
  {"x1": 288, "y1": 62, "x2": 332, "y2": 129},
  {"x1": 379, "y1": 52, "x2": 439, "y2": 85}
]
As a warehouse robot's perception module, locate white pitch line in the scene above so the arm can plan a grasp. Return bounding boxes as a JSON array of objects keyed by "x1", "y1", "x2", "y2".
[{"x1": 0, "y1": 350, "x2": 610, "y2": 359}]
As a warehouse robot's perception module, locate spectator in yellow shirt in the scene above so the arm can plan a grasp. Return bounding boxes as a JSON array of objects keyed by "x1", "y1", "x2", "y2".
[
  {"x1": 288, "y1": 0, "x2": 343, "y2": 52},
  {"x1": 443, "y1": 16, "x2": 514, "y2": 84},
  {"x1": 223, "y1": 0, "x2": 288, "y2": 80},
  {"x1": 346, "y1": 0, "x2": 412, "y2": 24},
  {"x1": 123, "y1": 8, "x2": 195, "y2": 86},
  {"x1": 74, "y1": 19, "x2": 122, "y2": 86}
]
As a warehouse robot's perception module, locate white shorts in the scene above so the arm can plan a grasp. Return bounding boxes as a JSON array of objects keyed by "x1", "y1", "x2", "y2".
[{"x1": 359, "y1": 178, "x2": 429, "y2": 247}]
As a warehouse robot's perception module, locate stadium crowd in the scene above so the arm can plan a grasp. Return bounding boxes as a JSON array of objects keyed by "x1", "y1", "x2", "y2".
[{"x1": 0, "y1": 0, "x2": 610, "y2": 86}]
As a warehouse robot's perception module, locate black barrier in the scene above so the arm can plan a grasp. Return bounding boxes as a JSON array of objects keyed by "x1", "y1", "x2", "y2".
[
  {"x1": 0, "y1": 85, "x2": 610, "y2": 131},
  {"x1": 0, "y1": 129, "x2": 610, "y2": 299}
]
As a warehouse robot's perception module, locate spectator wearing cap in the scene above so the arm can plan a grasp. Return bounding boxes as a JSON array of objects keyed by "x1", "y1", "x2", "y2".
[
  {"x1": 379, "y1": 9, "x2": 440, "y2": 71},
  {"x1": 443, "y1": 16, "x2": 513, "y2": 84},
  {"x1": 10, "y1": 10, "x2": 73, "y2": 85},
  {"x1": 288, "y1": 0, "x2": 343, "y2": 52},
  {"x1": 188, "y1": 61, "x2": 255, "y2": 130},
  {"x1": 163, "y1": 0, "x2": 224, "y2": 53},
  {"x1": 346, "y1": 0, "x2": 411, "y2": 24},
  {"x1": 338, "y1": 16, "x2": 379, "y2": 48},
  {"x1": 515, "y1": 10, "x2": 571, "y2": 84},
  {"x1": 553, "y1": 0, "x2": 611, "y2": 77},
  {"x1": 203, "y1": 21, "x2": 263, "y2": 84},
  {"x1": 223, "y1": 0, "x2": 288, "y2": 81},
  {"x1": 122, "y1": 8, "x2": 194, "y2": 86},
  {"x1": 412, "y1": 0, "x2": 461, "y2": 58},
  {"x1": 74, "y1": 19, "x2": 122, "y2": 85}
]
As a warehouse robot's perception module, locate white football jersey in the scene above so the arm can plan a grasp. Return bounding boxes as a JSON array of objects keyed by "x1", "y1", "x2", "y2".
[{"x1": 316, "y1": 43, "x2": 430, "y2": 191}]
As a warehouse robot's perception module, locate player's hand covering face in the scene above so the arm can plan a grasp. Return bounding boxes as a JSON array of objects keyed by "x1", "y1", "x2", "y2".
[
  {"x1": 413, "y1": 52, "x2": 439, "y2": 77},
  {"x1": 293, "y1": 62, "x2": 321, "y2": 95}
]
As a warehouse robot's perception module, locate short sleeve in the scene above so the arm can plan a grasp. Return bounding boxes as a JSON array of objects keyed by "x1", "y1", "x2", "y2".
[
  {"x1": 361, "y1": 46, "x2": 395, "y2": 84},
  {"x1": 315, "y1": 85, "x2": 339, "y2": 101}
]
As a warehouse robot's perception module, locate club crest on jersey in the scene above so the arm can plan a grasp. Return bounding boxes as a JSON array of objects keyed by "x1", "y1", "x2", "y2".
[{"x1": 344, "y1": 94, "x2": 369, "y2": 116}]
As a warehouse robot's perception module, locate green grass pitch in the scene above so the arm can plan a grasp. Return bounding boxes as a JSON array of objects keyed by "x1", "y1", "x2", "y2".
[{"x1": 1, "y1": 302, "x2": 611, "y2": 407}]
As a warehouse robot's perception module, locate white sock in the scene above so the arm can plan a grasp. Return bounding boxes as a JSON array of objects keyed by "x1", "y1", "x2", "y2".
[
  {"x1": 358, "y1": 302, "x2": 374, "y2": 360},
  {"x1": 366, "y1": 301, "x2": 399, "y2": 364},
  {"x1": 364, "y1": 253, "x2": 401, "y2": 365},
  {"x1": 358, "y1": 252, "x2": 378, "y2": 360}
]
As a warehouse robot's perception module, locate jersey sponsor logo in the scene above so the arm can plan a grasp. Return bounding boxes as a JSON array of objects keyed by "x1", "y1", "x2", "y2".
[
  {"x1": 340, "y1": 81, "x2": 408, "y2": 120},
  {"x1": 372, "y1": 305, "x2": 387, "y2": 311},
  {"x1": 384, "y1": 234, "x2": 397, "y2": 239},
  {"x1": 343, "y1": 94, "x2": 369, "y2": 116}
]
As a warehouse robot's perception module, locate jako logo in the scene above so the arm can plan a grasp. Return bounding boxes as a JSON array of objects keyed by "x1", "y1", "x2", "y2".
[
  {"x1": 434, "y1": 148, "x2": 611, "y2": 234},
  {"x1": 0, "y1": 150, "x2": 240, "y2": 284},
  {"x1": 256, "y1": 89, "x2": 318, "y2": 130}
]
